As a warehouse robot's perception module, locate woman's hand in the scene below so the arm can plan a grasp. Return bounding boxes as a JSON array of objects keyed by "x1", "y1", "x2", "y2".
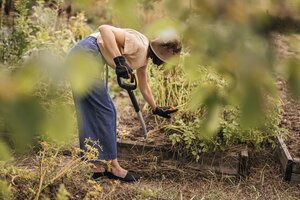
[
  {"x1": 113, "y1": 56, "x2": 133, "y2": 79},
  {"x1": 152, "y1": 106, "x2": 178, "y2": 118}
]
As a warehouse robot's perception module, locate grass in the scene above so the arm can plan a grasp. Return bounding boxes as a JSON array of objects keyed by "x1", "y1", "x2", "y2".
[
  {"x1": 1, "y1": 143, "x2": 299, "y2": 199},
  {"x1": 115, "y1": 149, "x2": 300, "y2": 200}
]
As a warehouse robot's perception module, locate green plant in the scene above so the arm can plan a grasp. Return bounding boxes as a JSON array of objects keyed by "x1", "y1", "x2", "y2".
[
  {"x1": 56, "y1": 184, "x2": 70, "y2": 200},
  {"x1": 0, "y1": 139, "x2": 101, "y2": 199},
  {"x1": 0, "y1": 179, "x2": 12, "y2": 200},
  {"x1": 0, "y1": 0, "x2": 95, "y2": 159},
  {"x1": 0, "y1": 0, "x2": 30, "y2": 65},
  {"x1": 148, "y1": 53, "x2": 283, "y2": 160},
  {"x1": 34, "y1": 140, "x2": 99, "y2": 199}
]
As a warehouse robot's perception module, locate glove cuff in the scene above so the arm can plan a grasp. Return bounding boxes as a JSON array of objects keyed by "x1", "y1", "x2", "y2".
[
  {"x1": 152, "y1": 107, "x2": 158, "y2": 114},
  {"x1": 113, "y1": 56, "x2": 126, "y2": 66}
]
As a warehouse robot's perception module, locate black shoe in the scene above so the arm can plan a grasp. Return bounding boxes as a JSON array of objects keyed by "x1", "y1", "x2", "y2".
[
  {"x1": 106, "y1": 171, "x2": 141, "y2": 182},
  {"x1": 92, "y1": 171, "x2": 107, "y2": 179}
]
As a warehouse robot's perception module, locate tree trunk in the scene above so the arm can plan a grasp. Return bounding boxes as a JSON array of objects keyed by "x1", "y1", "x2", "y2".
[{"x1": 4, "y1": 0, "x2": 13, "y2": 15}]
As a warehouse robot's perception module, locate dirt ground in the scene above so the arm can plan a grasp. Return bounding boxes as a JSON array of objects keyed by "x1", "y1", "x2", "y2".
[
  {"x1": 115, "y1": 92, "x2": 170, "y2": 146},
  {"x1": 115, "y1": 150, "x2": 300, "y2": 200},
  {"x1": 273, "y1": 33, "x2": 300, "y2": 158},
  {"x1": 277, "y1": 78, "x2": 300, "y2": 158},
  {"x1": 110, "y1": 86, "x2": 300, "y2": 200}
]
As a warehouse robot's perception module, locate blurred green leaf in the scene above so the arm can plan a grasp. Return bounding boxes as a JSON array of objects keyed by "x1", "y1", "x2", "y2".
[
  {"x1": 286, "y1": 57, "x2": 300, "y2": 100},
  {"x1": 0, "y1": 97, "x2": 44, "y2": 152},
  {"x1": 200, "y1": 104, "x2": 221, "y2": 139},
  {"x1": 0, "y1": 141, "x2": 12, "y2": 162},
  {"x1": 0, "y1": 179, "x2": 12, "y2": 200},
  {"x1": 66, "y1": 51, "x2": 104, "y2": 96},
  {"x1": 112, "y1": 0, "x2": 140, "y2": 29},
  {"x1": 145, "y1": 18, "x2": 180, "y2": 40},
  {"x1": 239, "y1": 83, "x2": 265, "y2": 128},
  {"x1": 42, "y1": 104, "x2": 75, "y2": 144}
]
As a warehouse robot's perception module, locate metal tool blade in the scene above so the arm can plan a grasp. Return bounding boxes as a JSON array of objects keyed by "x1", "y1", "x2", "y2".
[{"x1": 137, "y1": 111, "x2": 147, "y2": 138}]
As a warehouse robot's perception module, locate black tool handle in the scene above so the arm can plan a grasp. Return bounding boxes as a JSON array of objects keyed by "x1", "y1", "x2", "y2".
[
  {"x1": 128, "y1": 90, "x2": 140, "y2": 112},
  {"x1": 117, "y1": 73, "x2": 137, "y2": 91}
]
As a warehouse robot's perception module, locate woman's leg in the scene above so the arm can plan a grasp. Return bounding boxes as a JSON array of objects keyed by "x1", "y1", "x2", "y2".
[
  {"x1": 89, "y1": 94, "x2": 128, "y2": 177},
  {"x1": 76, "y1": 85, "x2": 117, "y2": 160}
]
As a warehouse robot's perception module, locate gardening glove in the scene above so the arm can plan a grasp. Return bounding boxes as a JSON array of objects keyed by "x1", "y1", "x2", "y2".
[
  {"x1": 114, "y1": 56, "x2": 133, "y2": 80},
  {"x1": 152, "y1": 106, "x2": 178, "y2": 119}
]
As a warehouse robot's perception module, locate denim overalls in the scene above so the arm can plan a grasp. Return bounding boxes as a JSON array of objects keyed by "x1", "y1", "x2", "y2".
[{"x1": 69, "y1": 36, "x2": 117, "y2": 160}]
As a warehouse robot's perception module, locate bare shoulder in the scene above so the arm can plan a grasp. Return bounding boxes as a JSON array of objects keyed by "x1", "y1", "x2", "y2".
[
  {"x1": 98, "y1": 24, "x2": 126, "y2": 46},
  {"x1": 98, "y1": 24, "x2": 119, "y2": 31}
]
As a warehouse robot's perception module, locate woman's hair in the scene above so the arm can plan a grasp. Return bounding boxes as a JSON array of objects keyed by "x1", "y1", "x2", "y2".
[
  {"x1": 162, "y1": 39, "x2": 182, "y2": 55},
  {"x1": 149, "y1": 39, "x2": 182, "y2": 66}
]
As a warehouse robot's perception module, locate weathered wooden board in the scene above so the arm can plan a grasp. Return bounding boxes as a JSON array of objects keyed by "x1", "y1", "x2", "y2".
[
  {"x1": 187, "y1": 152, "x2": 240, "y2": 175},
  {"x1": 117, "y1": 139, "x2": 249, "y2": 177},
  {"x1": 239, "y1": 148, "x2": 250, "y2": 177},
  {"x1": 117, "y1": 139, "x2": 174, "y2": 160},
  {"x1": 292, "y1": 158, "x2": 300, "y2": 174},
  {"x1": 290, "y1": 173, "x2": 300, "y2": 184},
  {"x1": 276, "y1": 136, "x2": 300, "y2": 183},
  {"x1": 276, "y1": 136, "x2": 293, "y2": 181}
]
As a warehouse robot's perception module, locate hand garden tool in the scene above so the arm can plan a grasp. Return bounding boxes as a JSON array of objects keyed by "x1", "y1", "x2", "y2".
[{"x1": 117, "y1": 73, "x2": 148, "y2": 138}]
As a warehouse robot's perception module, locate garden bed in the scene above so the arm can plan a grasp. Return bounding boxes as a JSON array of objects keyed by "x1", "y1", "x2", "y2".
[
  {"x1": 115, "y1": 95, "x2": 249, "y2": 178},
  {"x1": 117, "y1": 139, "x2": 249, "y2": 178}
]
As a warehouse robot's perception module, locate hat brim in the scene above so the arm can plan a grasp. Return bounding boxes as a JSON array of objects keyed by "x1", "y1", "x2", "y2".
[{"x1": 150, "y1": 38, "x2": 175, "y2": 63}]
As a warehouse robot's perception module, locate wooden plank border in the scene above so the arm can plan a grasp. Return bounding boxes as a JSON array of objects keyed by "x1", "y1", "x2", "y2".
[
  {"x1": 292, "y1": 158, "x2": 300, "y2": 174},
  {"x1": 117, "y1": 139, "x2": 249, "y2": 177},
  {"x1": 239, "y1": 148, "x2": 250, "y2": 177},
  {"x1": 117, "y1": 139, "x2": 175, "y2": 160},
  {"x1": 276, "y1": 135, "x2": 300, "y2": 183}
]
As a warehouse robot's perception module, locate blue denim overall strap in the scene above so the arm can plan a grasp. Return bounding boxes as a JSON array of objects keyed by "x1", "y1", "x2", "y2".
[{"x1": 69, "y1": 36, "x2": 117, "y2": 161}]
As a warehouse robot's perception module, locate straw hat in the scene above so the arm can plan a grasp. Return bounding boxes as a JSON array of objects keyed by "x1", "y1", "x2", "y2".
[{"x1": 149, "y1": 29, "x2": 182, "y2": 63}]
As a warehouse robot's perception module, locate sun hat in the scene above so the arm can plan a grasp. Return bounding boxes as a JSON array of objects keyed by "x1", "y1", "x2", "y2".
[{"x1": 149, "y1": 28, "x2": 182, "y2": 63}]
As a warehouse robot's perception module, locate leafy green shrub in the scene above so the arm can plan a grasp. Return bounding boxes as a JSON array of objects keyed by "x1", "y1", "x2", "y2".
[
  {"x1": 0, "y1": 0, "x2": 30, "y2": 65},
  {"x1": 148, "y1": 53, "x2": 283, "y2": 160}
]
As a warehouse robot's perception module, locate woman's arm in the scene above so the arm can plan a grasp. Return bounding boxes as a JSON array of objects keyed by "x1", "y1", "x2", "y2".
[
  {"x1": 98, "y1": 25, "x2": 125, "y2": 65},
  {"x1": 136, "y1": 66, "x2": 156, "y2": 109}
]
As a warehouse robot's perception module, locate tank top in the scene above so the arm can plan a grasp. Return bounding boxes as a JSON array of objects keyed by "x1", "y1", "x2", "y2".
[{"x1": 90, "y1": 28, "x2": 149, "y2": 70}]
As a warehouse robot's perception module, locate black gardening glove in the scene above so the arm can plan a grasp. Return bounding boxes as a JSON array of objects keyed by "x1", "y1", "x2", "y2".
[
  {"x1": 152, "y1": 106, "x2": 178, "y2": 119},
  {"x1": 113, "y1": 56, "x2": 133, "y2": 80}
]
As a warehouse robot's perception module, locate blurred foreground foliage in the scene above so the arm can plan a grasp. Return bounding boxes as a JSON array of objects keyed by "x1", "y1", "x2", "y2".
[
  {"x1": 0, "y1": 0, "x2": 300, "y2": 162},
  {"x1": 0, "y1": 140, "x2": 106, "y2": 199},
  {"x1": 0, "y1": 0, "x2": 92, "y2": 161},
  {"x1": 0, "y1": 0, "x2": 299, "y2": 198},
  {"x1": 111, "y1": 0, "x2": 300, "y2": 157}
]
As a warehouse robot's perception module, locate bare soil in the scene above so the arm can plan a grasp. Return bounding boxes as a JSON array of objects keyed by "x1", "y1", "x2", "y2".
[
  {"x1": 277, "y1": 78, "x2": 300, "y2": 158},
  {"x1": 273, "y1": 33, "x2": 300, "y2": 158},
  {"x1": 114, "y1": 92, "x2": 170, "y2": 146}
]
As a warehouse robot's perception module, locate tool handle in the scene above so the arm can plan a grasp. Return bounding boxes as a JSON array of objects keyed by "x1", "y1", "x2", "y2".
[
  {"x1": 117, "y1": 73, "x2": 138, "y2": 91},
  {"x1": 128, "y1": 90, "x2": 140, "y2": 112}
]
